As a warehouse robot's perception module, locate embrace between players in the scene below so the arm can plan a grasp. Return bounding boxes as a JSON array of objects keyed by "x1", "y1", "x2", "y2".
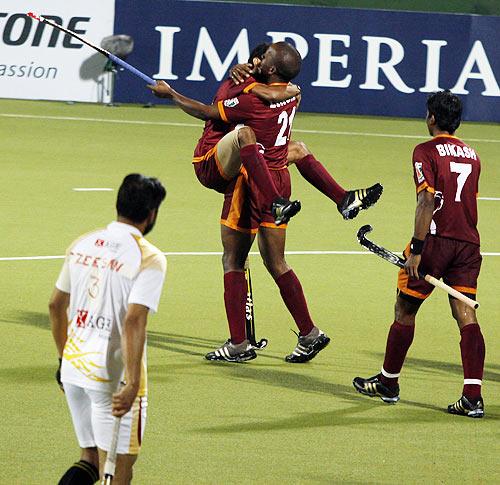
[{"x1": 48, "y1": 42, "x2": 486, "y2": 484}]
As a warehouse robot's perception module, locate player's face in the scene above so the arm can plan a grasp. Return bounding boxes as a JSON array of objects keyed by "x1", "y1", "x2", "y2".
[{"x1": 258, "y1": 45, "x2": 277, "y2": 81}]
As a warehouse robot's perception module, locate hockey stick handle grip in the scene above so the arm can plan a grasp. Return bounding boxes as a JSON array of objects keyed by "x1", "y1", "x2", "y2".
[
  {"x1": 108, "y1": 54, "x2": 155, "y2": 85},
  {"x1": 424, "y1": 274, "x2": 479, "y2": 309}
]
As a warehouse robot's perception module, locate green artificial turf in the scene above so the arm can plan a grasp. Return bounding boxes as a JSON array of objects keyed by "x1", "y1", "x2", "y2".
[{"x1": 0, "y1": 99, "x2": 499, "y2": 484}]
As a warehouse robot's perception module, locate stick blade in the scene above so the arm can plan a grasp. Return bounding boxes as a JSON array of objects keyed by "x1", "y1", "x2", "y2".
[{"x1": 357, "y1": 224, "x2": 373, "y2": 243}]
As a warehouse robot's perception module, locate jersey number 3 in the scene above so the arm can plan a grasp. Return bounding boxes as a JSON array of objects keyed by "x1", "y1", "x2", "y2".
[
  {"x1": 450, "y1": 161, "x2": 472, "y2": 202},
  {"x1": 275, "y1": 107, "x2": 296, "y2": 146}
]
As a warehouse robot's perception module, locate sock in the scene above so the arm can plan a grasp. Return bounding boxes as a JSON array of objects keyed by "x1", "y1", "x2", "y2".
[
  {"x1": 240, "y1": 144, "x2": 280, "y2": 208},
  {"x1": 295, "y1": 154, "x2": 347, "y2": 204},
  {"x1": 460, "y1": 323, "x2": 485, "y2": 400},
  {"x1": 275, "y1": 270, "x2": 314, "y2": 336},
  {"x1": 380, "y1": 321, "x2": 415, "y2": 388},
  {"x1": 58, "y1": 460, "x2": 99, "y2": 485},
  {"x1": 223, "y1": 271, "x2": 247, "y2": 345}
]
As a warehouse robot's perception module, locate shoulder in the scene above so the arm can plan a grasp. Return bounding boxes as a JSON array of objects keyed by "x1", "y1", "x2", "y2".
[
  {"x1": 412, "y1": 140, "x2": 435, "y2": 159},
  {"x1": 66, "y1": 228, "x2": 104, "y2": 254},
  {"x1": 132, "y1": 235, "x2": 167, "y2": 273}
]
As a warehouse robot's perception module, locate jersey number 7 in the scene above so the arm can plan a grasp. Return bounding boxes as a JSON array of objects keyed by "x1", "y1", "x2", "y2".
[{"x1": 450, "y1": 161, "x2": 472, "y2": 202}]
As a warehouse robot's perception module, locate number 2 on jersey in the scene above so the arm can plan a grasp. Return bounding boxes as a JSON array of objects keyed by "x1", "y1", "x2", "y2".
[
  {"x1": 450, "y1": 161, "x2": 472, "y2": 202},
  {"x1": 275, "y1": 107, "x2": 296, "y2": 146}
]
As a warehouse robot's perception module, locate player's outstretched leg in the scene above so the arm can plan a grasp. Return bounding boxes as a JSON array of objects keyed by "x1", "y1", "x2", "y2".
[
  {"x1": 337, "y1": 183, "x2": 383, "y2": 220},
  {"x1": 285, "y1": 326, "x2": 330, "y2": 363},
  {"x1": 271, "y1": 197, "x2": 301, "y2": 225},
  {"x1": 352, "y1": 374, "x2": 400, "y2": 403},
  {"x1": 205, "y1": 339, "x2": 257, "y2": 362}
]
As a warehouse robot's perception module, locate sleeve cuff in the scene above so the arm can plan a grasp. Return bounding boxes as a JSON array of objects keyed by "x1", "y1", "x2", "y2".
[
  {"x1": 217, "y1": 100, "x2": 228, "y2": 122},
  {"x1": 416, "y1": 182, "x2": 435, "y2": 194}
]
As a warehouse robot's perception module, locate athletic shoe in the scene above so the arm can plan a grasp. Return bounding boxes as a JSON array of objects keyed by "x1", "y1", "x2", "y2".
[
  {"x1": 272, "y1": 197, "x2": 301, "y2": 226},
  {"x1": 447, "y1": 395, "x2": 484, "y2": 418},
  {"x1": 352, "y1": 374, "x2": 400, "y2": 403},
  {"x1": 337, "y1": 183, "x2": 383, "y2": 220},
  {"x1": 205, "y1": 339, "x2": 257, "y2": 363},
  {"x1": 285, "y1": 328, "x2": 330, "y2": 363}
]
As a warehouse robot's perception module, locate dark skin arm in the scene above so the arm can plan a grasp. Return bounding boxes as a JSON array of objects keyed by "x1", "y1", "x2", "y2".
[
  {"x1": 405, "y1": 189, "x2": 435, "y2": 279},
  {"x1": 148, "y1": 81, "x2": 221, "y2": 121},
  {"x1": 230, "y1": 63, "x2": 301, "y2": 102},
  {"x1": 112, "y1": 303, "x2": 149, "y2": 417},
  {"x1": 49, "y1": 288, "x2": 70, "y2": 357}
]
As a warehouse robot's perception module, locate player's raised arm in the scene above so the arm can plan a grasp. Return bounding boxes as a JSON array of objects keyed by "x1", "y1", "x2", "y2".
[
  {"x1": 249, "y1": 82, "x2": 301, "y2": 103},
  {"x1": 148, "y1": 81, "x2": 221, "y2": 121}
]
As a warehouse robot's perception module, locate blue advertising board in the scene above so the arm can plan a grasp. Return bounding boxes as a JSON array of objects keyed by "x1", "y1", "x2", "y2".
[{"x1": 114, "y1": 0, "x2": 500, "y2": 122}]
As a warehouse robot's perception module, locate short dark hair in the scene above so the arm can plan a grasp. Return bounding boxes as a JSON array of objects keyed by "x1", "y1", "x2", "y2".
[
  {"x1": 116, "y1": 173, "x2": 166, "y2": 223},
  {"x1": 427, "y1": 90, "x2": 462, "y2": 134},
  {"x1": 273, "y1": 41, "x2": 301, "y2": 82},
  {"x1": 248, "y1": 43, "x2": 270, "y2": 63}
]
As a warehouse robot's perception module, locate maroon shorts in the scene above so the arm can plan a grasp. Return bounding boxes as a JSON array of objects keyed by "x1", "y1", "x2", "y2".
[
  {"x1": 397, "y1": 235, "x2": 482, "y2": 300},
  {"x1": 220, "y1": 167, "x2": 291, "y2": 233},
  {"x1": 193, "y1": 147, "x2": 232, "y2": 194}
]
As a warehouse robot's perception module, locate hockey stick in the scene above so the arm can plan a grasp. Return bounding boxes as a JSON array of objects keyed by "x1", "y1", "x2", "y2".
[
  {"x1": 27, "y1": 12, "x2": 155, "y2": 85},
  {"x1": 244, "y1": 264, "x2": 268, "y2": 350},
  {"x1": 357, "y1": 225, "x2": 479, "y2": 310},
  {"x1": 101, "y1": 380, "x2": 125, "y2": 485}
]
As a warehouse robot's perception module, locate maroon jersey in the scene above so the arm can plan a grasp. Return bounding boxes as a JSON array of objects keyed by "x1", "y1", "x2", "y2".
[
  {"x1": 412, "y1": 134, "x2": 480, "y2": 245},
  {"x1": 217, "y1": 90, "x2": 298, "y2": 170},
  {"x1": 193, "y1": 77, "x2": 258, "y2": 158}
]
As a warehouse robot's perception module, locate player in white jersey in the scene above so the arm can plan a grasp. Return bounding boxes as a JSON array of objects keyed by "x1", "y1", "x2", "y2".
[{"x1": 49, "y1": 174, "x2": 167, "y2": 485}]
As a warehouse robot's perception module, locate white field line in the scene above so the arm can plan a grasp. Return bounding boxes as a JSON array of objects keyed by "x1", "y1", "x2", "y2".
[
  {"x1": 0, "y1": 249, "x2": 499, "y2": 262},
  {"x1": 478, "y1": 197, "x2": 500, "y2": 201},
  {"x1": 73, "y1": 188, "x2": 114, "y2": 191},
  {"x1": 1, "y1": 113, "x2": 499, "y2": 144}
]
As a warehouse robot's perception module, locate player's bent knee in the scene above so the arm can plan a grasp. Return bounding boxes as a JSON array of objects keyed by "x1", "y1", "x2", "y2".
[
  {"x1": 394, "y1": 294, "x2": 421, "y2": 323},
  {"x1": 237, "y1": 126, "x2": 256, "y2": 147},
  {"x1": 287, "y1": 140, "x2": 310, "y2": 164}
]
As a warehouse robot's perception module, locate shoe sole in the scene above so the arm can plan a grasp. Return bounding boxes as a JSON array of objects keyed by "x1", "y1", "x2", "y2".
[
  {"x1": 447, "y1": 409, "x2": 484, "y2": 418},
  {"x1": 361, "y1": 184, "x2": 383, "y2": 210},
  {"x1": 275, "y1": 201, "x2": 301, "y2": 226},
  {"x1": 285, "y1": 336, "x2": 330, "y2": 363},
  {"x1": 352, "y1": 380, "x2": 400, "y2": 404},
  {"x1": 205, "y1": 352, "x2": 257, "y2": 363}
]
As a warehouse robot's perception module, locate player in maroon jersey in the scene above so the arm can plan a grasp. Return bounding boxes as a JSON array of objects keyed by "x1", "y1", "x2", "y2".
[
  {"x1": 353, "y1": 91, "x2": 485, "y2": 417},
  {"x1": 150, "y1": 42, "x2": 331, "y2": 362}
]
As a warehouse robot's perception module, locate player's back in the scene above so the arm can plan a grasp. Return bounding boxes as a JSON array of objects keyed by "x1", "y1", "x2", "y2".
[
  {"x1": 219, "y1": 92, "x2": 298, "y2": 169},
  {"x1": 59, "y1": 221, "x2": 166, "y2": 392},
  {"x1": 413, "y1": 135, "x2": 480, "y2": 245}
]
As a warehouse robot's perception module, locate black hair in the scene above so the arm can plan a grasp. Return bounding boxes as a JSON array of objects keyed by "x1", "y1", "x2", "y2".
[
  {"x1": 248, "y1": 43, "x2": 270, "y2": 63},
  {"x1": 273, "y1": 41, "x2": 301, "y2": 82},
  {"x1": 116, "y1": 173, "x2": 166, "y2": 223},
  {"x1": 427, "y1": 90, "x2": 462, "y2": 134}
]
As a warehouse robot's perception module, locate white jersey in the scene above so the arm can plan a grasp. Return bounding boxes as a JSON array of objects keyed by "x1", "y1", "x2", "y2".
[{"x1": 56, "y1": 221, "x2": 166, "y2": 395}]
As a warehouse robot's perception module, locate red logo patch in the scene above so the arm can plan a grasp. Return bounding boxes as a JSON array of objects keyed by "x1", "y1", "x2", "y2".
[
  {"x1": 95, "y1": 239, "x2": 105, "y2": 247},
  {"x1": 76, "y1": 309, "x2": 89, "y2": 327}
]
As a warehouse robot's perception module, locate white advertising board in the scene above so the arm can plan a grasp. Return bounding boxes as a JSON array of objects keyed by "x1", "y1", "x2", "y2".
[{"x1": 0, "y1": 0, "x2": 114, "y2": 102}]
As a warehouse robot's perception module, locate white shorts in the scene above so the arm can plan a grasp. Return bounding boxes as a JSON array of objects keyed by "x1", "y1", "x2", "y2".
[{"x1": 64, "y1": 383, "x2": 147, "y2": 455}]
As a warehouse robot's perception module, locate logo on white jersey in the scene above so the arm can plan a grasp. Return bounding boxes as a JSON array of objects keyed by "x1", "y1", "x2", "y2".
[
  {"x1": 414, "y1": 162, "x2": 425, "y2": 183},
  {"x1": 224, "y1": 97, "x2": 239, "y2": 108}
]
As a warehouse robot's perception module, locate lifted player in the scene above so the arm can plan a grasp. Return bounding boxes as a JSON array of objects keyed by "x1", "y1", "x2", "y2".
[{"x1": 353, "y1": 91, "x2": 485, "y2": 417}]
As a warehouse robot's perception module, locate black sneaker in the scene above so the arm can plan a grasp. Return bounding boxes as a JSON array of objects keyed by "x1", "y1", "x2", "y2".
[
  {"x1": 352, "y1": 374, "x2": 400, "y2": 403},
  {"x1": 338, "y1": 183, "x2": 383, "y2": 220},
  {"x1": 272, "y1": 197, "x2": 301, "y2": 226},
  {"x1": 205, "y1": 339, "x2": 257, "y2": 362},
  {"x1": 285, "y1": 329, "x2": 330, "y2": 363},
  {"x1": 447, "y1": 395, "x2": 484, "y2": 418}
]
